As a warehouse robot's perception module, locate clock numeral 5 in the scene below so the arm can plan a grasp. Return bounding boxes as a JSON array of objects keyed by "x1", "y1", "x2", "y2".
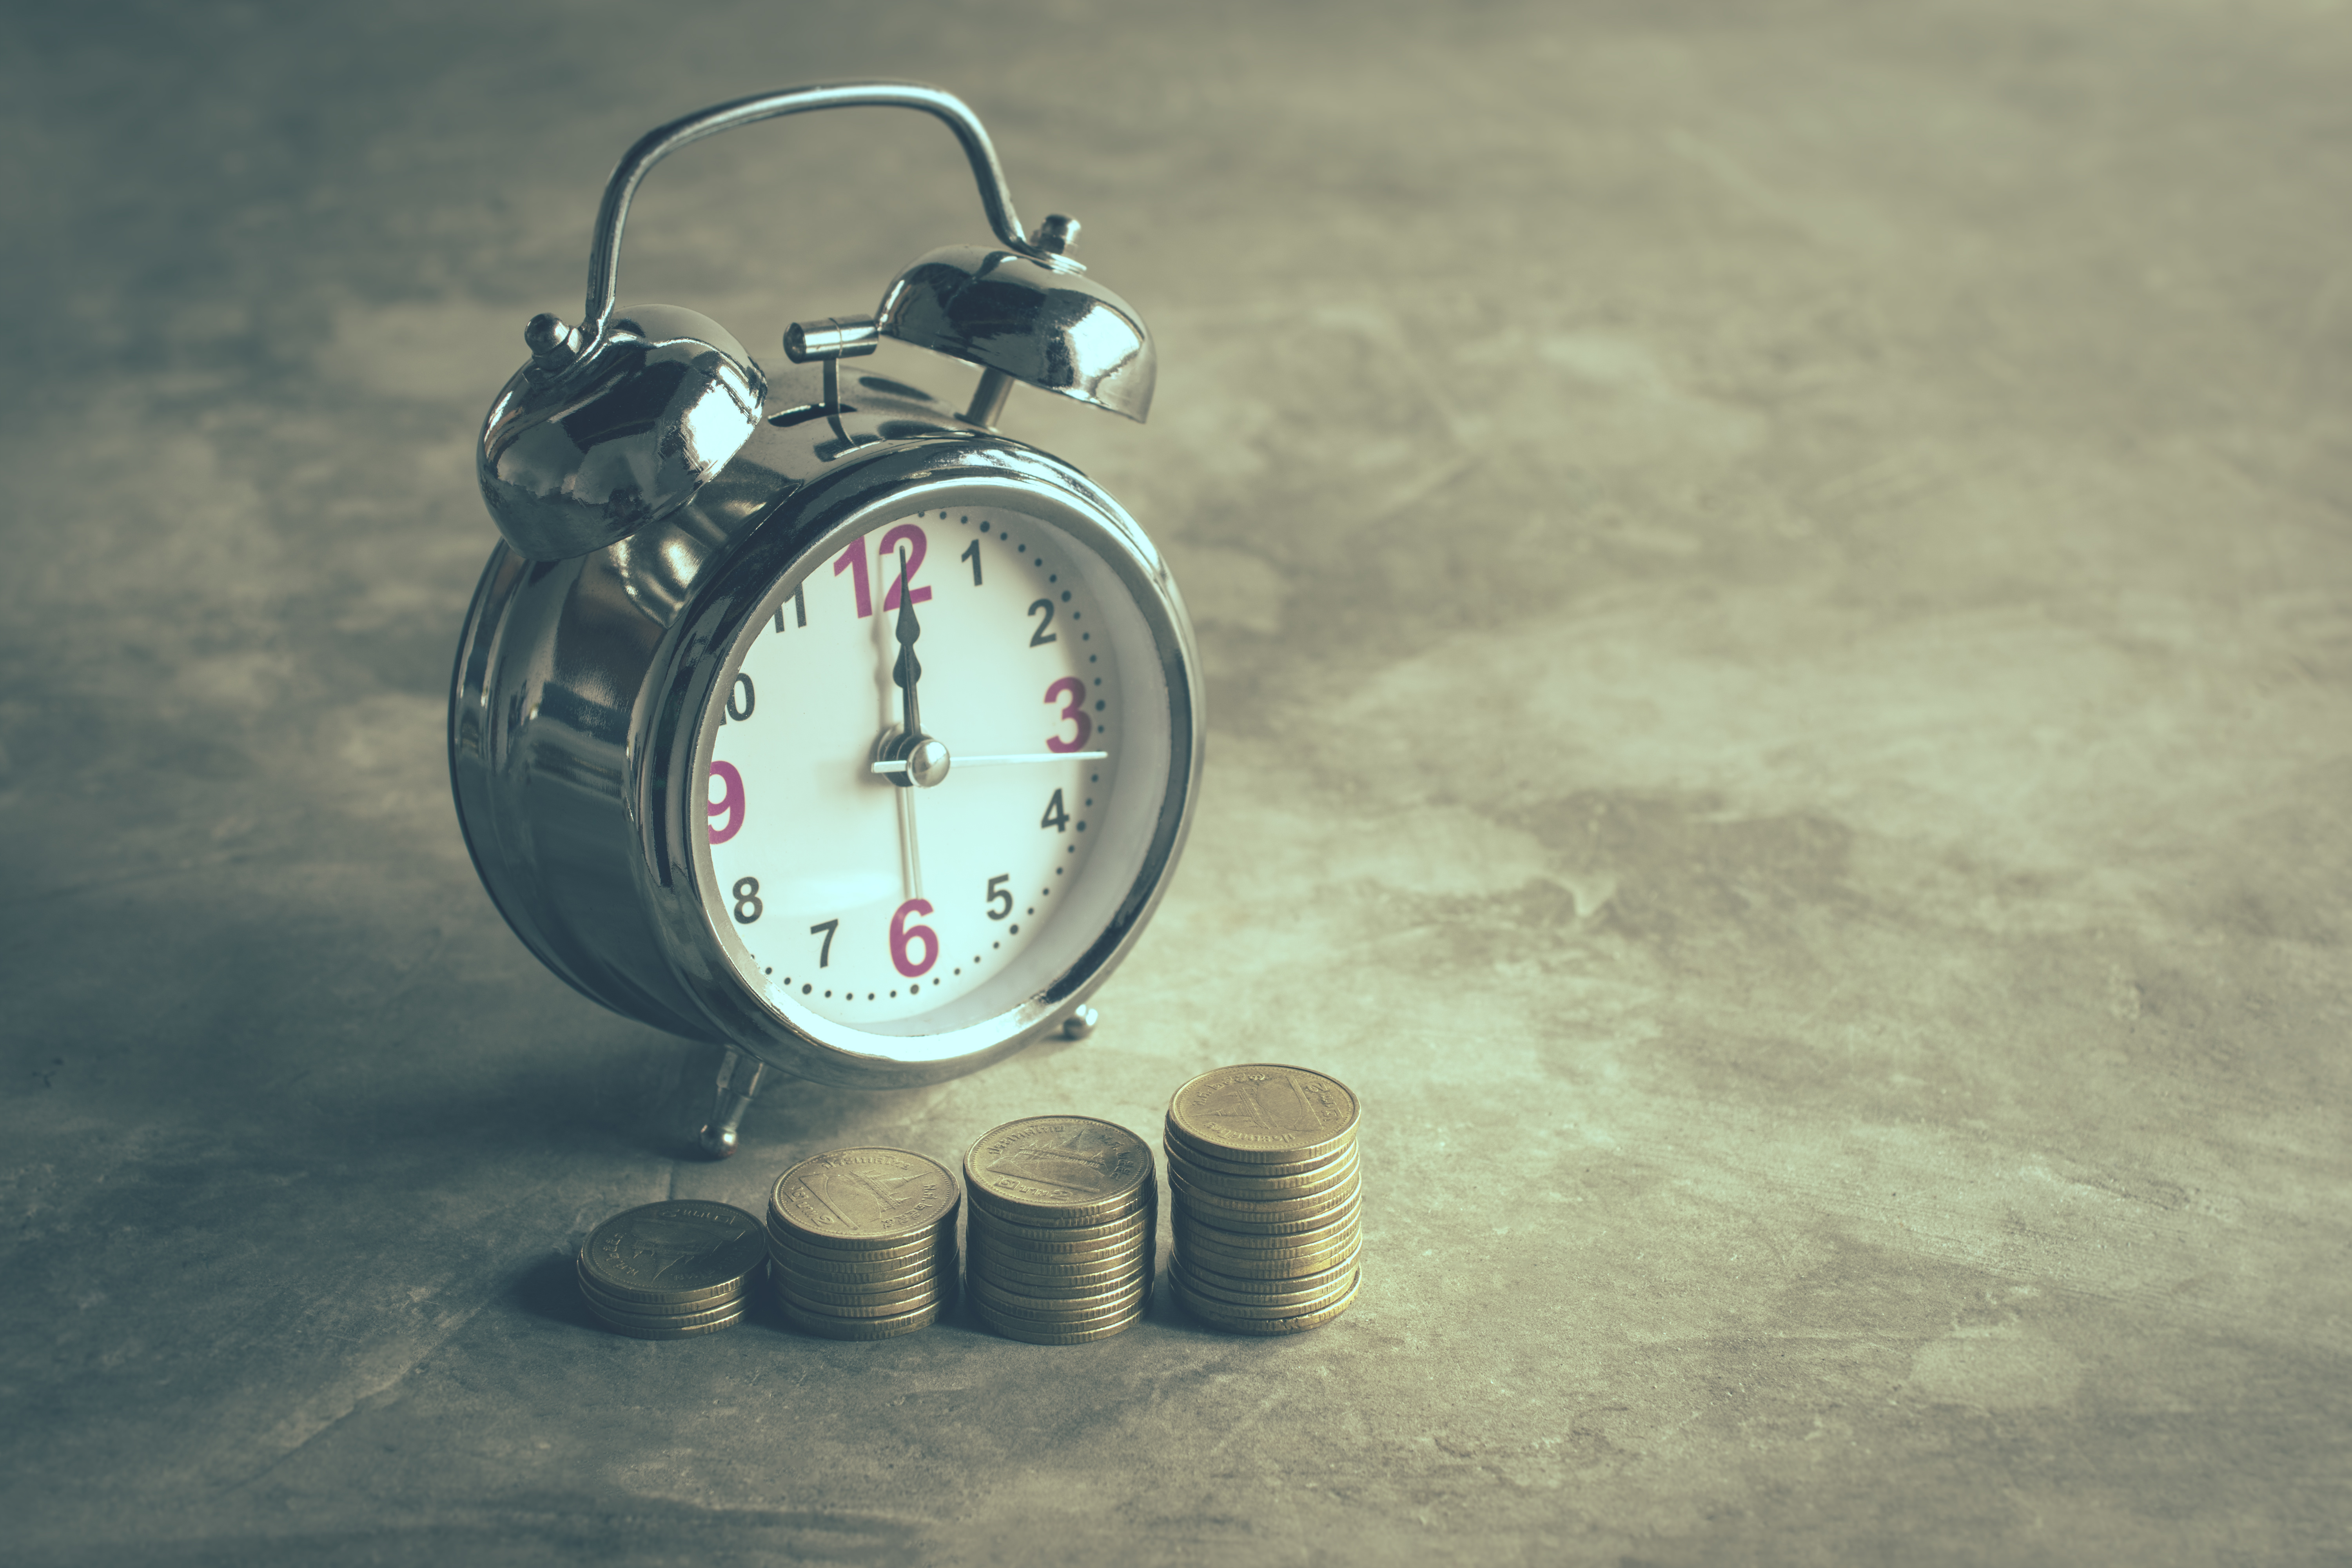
[
  {"x1": 708, "y1": 762, "x2": 746, "y2": 844},
  {"x1": 986, "y1": 873, "x2": 1013, "y2": 920}
]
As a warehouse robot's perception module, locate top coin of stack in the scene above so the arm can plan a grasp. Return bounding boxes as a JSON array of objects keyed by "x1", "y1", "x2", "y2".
[
  {"x1": 964, "y1": 1116, "x2": 1157, "y2": 1344},
  {"x1": 577, "y1": 1200, "x2": 766, "y2": 1339},
  {"x1": 1164, "y1": 1064, "x2": 1363, "y2": 1334},
  {"x1": 766, "y1": 1147, "x2": 960, "y2": 1340}
]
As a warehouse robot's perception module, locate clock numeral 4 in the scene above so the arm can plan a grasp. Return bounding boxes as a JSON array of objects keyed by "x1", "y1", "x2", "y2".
[{"x1": 1040, "y1": 789, "x2": 1069, "y2": 833}]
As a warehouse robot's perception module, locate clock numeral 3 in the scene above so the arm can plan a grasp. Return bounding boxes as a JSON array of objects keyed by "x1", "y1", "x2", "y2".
[
  {"x1": 1044, "y1": 677, "x2": 1093, "y2": 752},
  {"x1": 708, "y1": 762, "x2": 746, "y2": 844}
]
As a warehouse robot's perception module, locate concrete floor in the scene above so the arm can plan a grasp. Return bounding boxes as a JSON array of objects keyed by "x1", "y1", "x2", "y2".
[{"x1": 4, "y1": 1, "x2": 2348, "y2": 1563}]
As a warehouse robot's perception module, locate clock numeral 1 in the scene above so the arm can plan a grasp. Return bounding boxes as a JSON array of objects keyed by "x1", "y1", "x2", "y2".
[
  {"x1": 962, "y1": 539, "x2": 982, "y2": 586},
  {"x1": 1040, "y1": 789, "x2": 1069, "y2": 833}
]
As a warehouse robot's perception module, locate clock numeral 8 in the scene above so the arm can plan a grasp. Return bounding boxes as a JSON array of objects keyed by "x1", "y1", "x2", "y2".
[
  {"x1": 731, "y1": 878, "x2": 763, "y2": 923},
  {"x1": 890, "y1": 898, "x2": 939, "y2": 977}
]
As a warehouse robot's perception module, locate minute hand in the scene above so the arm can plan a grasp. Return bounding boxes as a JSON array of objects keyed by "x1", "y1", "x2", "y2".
[{"x1": 873, "y1": 750, "x2": 1107, "y2": 774}]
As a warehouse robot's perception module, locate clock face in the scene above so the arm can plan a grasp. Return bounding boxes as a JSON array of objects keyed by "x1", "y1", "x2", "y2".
[{"x1": 696, "y1": 498, "x2": 1175, "y2": 1056}]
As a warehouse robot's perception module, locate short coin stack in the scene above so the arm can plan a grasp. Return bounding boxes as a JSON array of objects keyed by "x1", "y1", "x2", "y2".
[
  {"x1": 577, "y1": 1200, "x2": 765, "y2": 1339},
  {"x1": 964, "y1": 1116, "x2": 1157, "y2": 1344},
  {"x1": 766, "y1": 1147, "x2": 961, "y2": 1339},
  {"x1": 1165, "y1": 1063, "x2": 1364, "y2": 1334}
]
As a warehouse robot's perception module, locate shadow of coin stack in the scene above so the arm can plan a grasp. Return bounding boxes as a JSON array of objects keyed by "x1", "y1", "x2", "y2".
[
  {"x1": 577, "y1": 1200, "x2": 765, "y2": 1339},
  {"x1": 1165, "y1": 1064, "x2": 1364, "y2": 1334},
  {"x1": 964, "y1": 1116, "x2": 1157, "y2": 1344},
  {"x1": 765, "y1": 1147, "x2": 961, "y2": 1340}
]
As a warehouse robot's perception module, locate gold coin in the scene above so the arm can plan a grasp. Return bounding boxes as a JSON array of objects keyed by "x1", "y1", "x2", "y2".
[
  {"x1": 764, "y1": 1212, "x2": 954, "y2": 1263},
  {"x1": 1163, "y1": 1144, "x2": 1361, "y2": 1201},
  {"x1": 963, "y1": 1116, "x2": 1156, "y2": 1227},
  {"x1": 1172, "y1": 1203, "x2": 1358, "y2": 1248},
  {"x1": 1165, "y1": 1064, "x2": 1359, "y2": 1165},
  {"x1": 1172, "y1": 1268, "x2": 1360, "y2": 1334},
  {"x1": 966, "y1": 1180, "x2": 1154, "y2": 1230},
  {"x1": 1171, "y1": 1189, "x2": 1361, "y2": 1238},
  {"x1": 1159, "y1": 1137, "x2": 1357, "y2": 1182},
  {"x1": 586, "y1": 1306, "x2": 750, "y2": 1340},
  {"x1": 970, "y1": 1265, "x2": 1150, "y2": 1310},
  {"x1": 1171, "y1": 1252, "x2": 1361, "y2": 1308},
  {"x1": 965, "y1": 1203, "x2": 1153, "y2": 1251},
  {"x1": 583, "y1": 1288, "x2": 753, "y2": 1332},
  {"x1": 776, "y1": 1269, "x2": 950, "y2": 1316},
  {"x1": 965, "y1": 1230, "x2": 1150, "y2": 1273},
  {"x1": 967, "y1": 1248, "x2": 1151, "y2": 1291},
  {"x1": 1176, "y1": 1228, "x2": 1360, "y2": 1278},
  {"x1": 777, "y1": 1278, "x2": 944, "y2": 1319},
  {"x1": 972, "y1": 1301, "x2": 1146, "y2": 1343},
  {"x1": 769, "y1": 1147, "x2": 960, "y2": 1247},
  {"x1": 578, "y1": 1272, "x2": 748, "y2": 1319},
  {"x1": 1167, "y1": 1165, "x2": 1359, "y2": 1221},
  {"x1": 577, "y1": 1201, "x2": 766, "y2": 1305},
  {"x1": 778, "y1": 1296, "x2": 943, "y2": 1340},
  {"x1": 970, "y1": 1282, "x2": 1149, "y2": 1326},
  {"x1": 765, "y1": 1230, "x2": 951, "y2": 1280},
  {"x1": 1168, "y1": 1260, "x2": 1354, "y2": 1313}
]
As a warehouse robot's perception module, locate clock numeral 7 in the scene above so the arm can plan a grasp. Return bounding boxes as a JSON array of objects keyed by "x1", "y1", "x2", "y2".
[{"x1": 809, "y1": 918, "x2": 838, "y2": 967}]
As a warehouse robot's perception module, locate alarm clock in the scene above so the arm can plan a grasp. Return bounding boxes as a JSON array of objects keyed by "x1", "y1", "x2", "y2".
[{"x1": 449, "y1": 83, "x2": 1203, "y2": 1154}]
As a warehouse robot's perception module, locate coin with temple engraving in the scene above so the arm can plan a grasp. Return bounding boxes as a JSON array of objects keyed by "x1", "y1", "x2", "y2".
[
  {"x1": 770, "y1": 1147, "x2": 961, "y2": 1246},
  {"x1": 577, "y1": 1201, "x2": 766, "y2": 1306},
  {"x1": 965, "y1": 1116, "x2": 1155, "y2": 1225},
  {"x1": 1166, "y1": 1064, "x2": 1359, "y2": 1164}
]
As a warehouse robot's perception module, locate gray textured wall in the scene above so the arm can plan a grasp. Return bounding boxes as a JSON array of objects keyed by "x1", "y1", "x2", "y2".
[{"x1": 3, "y1": 2, "x2": 2348, "y2": 1564}]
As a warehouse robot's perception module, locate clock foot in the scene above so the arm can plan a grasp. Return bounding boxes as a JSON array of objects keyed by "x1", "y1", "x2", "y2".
[
  {"x1": 1060, "y1": 1004, "x2": 1099, "y2": 1040},
  {"x1": 696, "y1": 1046, "x2": 767, "y2": 1159}
]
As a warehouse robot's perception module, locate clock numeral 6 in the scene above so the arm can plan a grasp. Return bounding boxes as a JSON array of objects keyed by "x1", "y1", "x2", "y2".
[
  {"x1": 1044, "y1": 676, "x2": 1092, "y2": 752},
  {"x1": 708, "y1": 761, "x2": 746, "y2": 844},
  {"x1": 985, "y1": 873, "x2": 1013, "y2": 920},
  {"x1": 731, "y1": 878, "x2": 763, "y2": 923},
  {"x1": 889, "y1": 898, "x2": 939, "y2": 978}
]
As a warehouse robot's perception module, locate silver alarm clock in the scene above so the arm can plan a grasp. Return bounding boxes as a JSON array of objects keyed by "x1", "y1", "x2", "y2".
[{"x1": 449, "y1": 83, "x2": 1203, "y2": 1154}]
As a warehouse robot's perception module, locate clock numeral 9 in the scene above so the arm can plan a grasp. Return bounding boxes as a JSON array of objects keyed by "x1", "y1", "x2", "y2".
[
  {"x1": 1044, "y1": 677, "x2": 1093, "y2": 752},
  {"x1": 708, "y1": 761, "x2": 746, "y2": 844},
  {"x1": 889, "y1": 898, "x2": 939, "y2": 978},
  {"x1": 731, "y1": 878, "x2": 763, "y2": 923}
]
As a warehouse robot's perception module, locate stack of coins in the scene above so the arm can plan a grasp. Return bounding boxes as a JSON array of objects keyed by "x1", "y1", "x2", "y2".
[
  {"x1": 766, "y1": 1147, "x2": 960, "y2": 1339},
  {"x1": 963, "y1": 1116, "x2": 1157, "y2": 1344},
  {"x1": 1165, "y1": 1064, "x2": 1364, "y2": 1334},
  {"x1": 577, "y1": 1200, "x2": 764, "y2": 1339}
]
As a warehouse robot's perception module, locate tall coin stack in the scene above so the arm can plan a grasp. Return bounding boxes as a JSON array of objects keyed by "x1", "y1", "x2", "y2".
[
  {"x1": 1165, "y1": 1064, "x2": 1364, "y2": 1334},
  {"x1": 964, "y1": 1116, "x2": 1157, "y2": 1344},
  {"x1": 766, "y1": 1147, "x2": 961, "y2": 1340},
  {"x1": 577, "y1": 1200, "x2": 765, "y2": 1339}
]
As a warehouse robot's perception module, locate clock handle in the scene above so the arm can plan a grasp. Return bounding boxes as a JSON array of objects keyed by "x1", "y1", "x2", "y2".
[
  {"x1": 695, "y1": 1045, "x2": 767, "y2": 1159},
  {"x1": 577, "y1": 82, "x2": 1043, "y2": 345}
]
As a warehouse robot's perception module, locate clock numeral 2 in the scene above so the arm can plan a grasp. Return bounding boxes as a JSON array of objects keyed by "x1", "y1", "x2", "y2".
[{"x1": 1027, "y1": 599, "x2": 1057, "y2": 646}]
